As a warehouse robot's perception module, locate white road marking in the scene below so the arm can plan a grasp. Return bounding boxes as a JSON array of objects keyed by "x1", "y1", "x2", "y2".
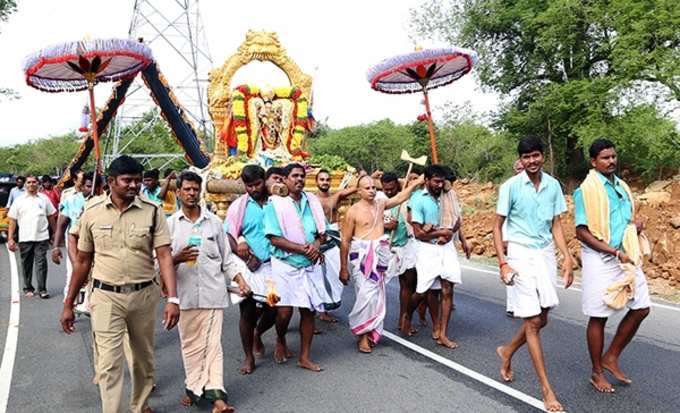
[
  {"x1": 0, "y1": 246, "x2": 21, "y2": 413},
  {"x1": 460, "y1": 264, "x2": 680, "y2": 313},
  {"x1": 383, "y1": 330, "x2": 551, "y2": 412}
]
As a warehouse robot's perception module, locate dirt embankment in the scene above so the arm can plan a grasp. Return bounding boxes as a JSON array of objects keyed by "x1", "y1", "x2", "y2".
[{"x1": 456, "y1": 176, "x2": 680, "y2": 299}]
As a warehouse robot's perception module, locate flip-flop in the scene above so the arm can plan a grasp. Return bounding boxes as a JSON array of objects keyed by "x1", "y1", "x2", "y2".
[{"x1": 39, "y1": 292, "x2": 50, "y2": 299}]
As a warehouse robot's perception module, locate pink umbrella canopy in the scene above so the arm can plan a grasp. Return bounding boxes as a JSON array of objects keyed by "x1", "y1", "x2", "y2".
[
  {"x1": 367, "y1": 47, "x2": 478, "y2": 163},
  {"x1": 22, "y1": 38, "x2": 153, "y2": 190},
  {"x1": 367, "y1": 47, "x2": 478, "y2": 94},
  {"x1": 23, "y1": 38, "x2": 153, "y2": 92}
]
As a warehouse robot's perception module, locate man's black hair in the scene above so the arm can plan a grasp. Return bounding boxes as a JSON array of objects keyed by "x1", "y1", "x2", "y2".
[
  {"x1": 41, "y1": 175, "x2": 52, "y2": 183},
  {"x1": 241, "y1": 164, "x2": 265, "y2": 184},
  {"x1": 176, "y1": 170, "x2": 203, "y2": 188},
  {"x1": 143, "y1": 169, "x2": 159, "y2": 180},
  {"x1": 316, "y1": 169, "x2": 330, "y2": 180},
  {"x1": 107, "y1": 155, "x2": 144, "y2": 178},
  {"x1": 16, "y1": 175, "x2": 25, "y2": 182},
  {"x1": 589, "y1": 138, "x2": 616, "y2": 159},
  {"x1": 517, "y1": 136, "x2": 544, "y2": 156},
  {"x1": 82, "y1": 171, "x2": 104, "y2": 188},
  {"x1": 265, "y1": 166, "x2": 285, "y2": 180},
  {"x1": 424, "y1": 164, "x2": 448, "y2": 179},
  {"x1": 442, "y1": 165, "x2": 456, "y2": 183},
  {"x1": 380, "y1": 171, "x2": 399, "y2": 184},
  {"x1": 284, "y1": 163, "x2": 306, "y2": 177}
]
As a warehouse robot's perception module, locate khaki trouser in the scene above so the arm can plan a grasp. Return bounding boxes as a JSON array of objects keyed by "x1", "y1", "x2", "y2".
[{"x1": 90, "y1": 283, "x2": 160, "y2": 413}]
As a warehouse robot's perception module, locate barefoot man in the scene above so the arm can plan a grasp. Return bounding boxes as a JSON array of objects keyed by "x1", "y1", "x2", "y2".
[
  {"x1": 263, "y1": 163, "x2": 328, "y2": 371},
  {"x1": 315, "y1": 169, "x2": 359, "y2": 322},
  {"x1": 340, "y1": 174, "x2": 423, "y2": 352},
  {"x1": 378, "y1": 172, "x2": 418, "y2": 335},
  {"x1": 168, "y1": 171, "x2": 244, "y2": 413},
  {"x1": 574, "y1": 138, "x2": 650, "y2": 393},
  {"x1": 403, "y1": 165, "x2": 464, "y2": 348},
  {"x1": 492, "y1": 136, "x2": 574, "y2": 412},
  {"x1": 225, "y1": 165, "x2": 280, "y2": 375}
]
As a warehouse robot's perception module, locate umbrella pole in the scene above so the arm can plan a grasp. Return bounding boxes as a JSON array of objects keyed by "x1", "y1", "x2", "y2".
[
  {"x1": 422, "y1": 88, "x2": 439, "y2": 164},
  {"x1": 87, "y1": 81, "x2": 101, "y2": 196}
]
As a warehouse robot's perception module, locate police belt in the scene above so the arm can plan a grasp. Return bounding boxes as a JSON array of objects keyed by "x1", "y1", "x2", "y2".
[{"x1": 93, "y1": 279, "x2": 154, "y2": 294}]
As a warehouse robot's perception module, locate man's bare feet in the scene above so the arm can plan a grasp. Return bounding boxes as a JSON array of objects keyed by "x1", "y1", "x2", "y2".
[
  {"x1": 590, "y1": 371, "x2": 615, "y2": 393},
  {"x1": 432, "y1": 324, "x2": 441, "y2": 340},
  {"x1": 253, "y1": 334, "x2": 265, "y2": 358},
  {"x1": 542, "y1": 387, "x2": 564, "y2": 412},
  {"x1": 313, "y1": 327, "x2": 323, "y2": 335},
  {"x1": 212, "y1": 400, "x2": 235, "y2": 413},
  {"x1": 319, "y1": 312, "x2": 338, "y2": 323},
  {"x1": 602, "y1": 355, "x2": 632, "y2": 384},
  {"x1": 180, "y1": 395, "x2": 193, "y2": 407},
  {"x1": 274, "y1": 341, "x2": 294, "y2": 364},
  {"x1": 436, "y1": 335, "x2": 458, "y2": 349},
  {"x1": 142, "y1": 406, "x2": 154, "y2": 413},
  {"x1": 297, "y1": 358, "x2": 323, "y2": 372},
  {"x1": 400, "y1": 318, "x2": 418, "y2": 336},
  {"x1": 496, "y1": 346, "x2": 514, "y2": 382},
  {"x1": 239, "y1": 356, "x2": 255, "y2": 375},
  {"x1": 357, "y1": 335, "x2": 372, "y2": 353}
]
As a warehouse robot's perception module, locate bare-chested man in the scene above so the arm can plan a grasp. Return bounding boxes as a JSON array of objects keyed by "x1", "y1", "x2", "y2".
[{"x1": 339, "y1": 174, "x2": 423, "y2": 353}]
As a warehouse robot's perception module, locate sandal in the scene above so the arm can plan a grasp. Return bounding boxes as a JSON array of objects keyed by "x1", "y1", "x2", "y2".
[{"x1": 39, "y1": 292, "x2": 50, "y2": 299}]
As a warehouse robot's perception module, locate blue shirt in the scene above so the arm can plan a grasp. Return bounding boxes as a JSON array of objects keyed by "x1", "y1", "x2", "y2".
[
  {"x1": 263, "y1": 193, "x2": 321, "y2": 268},
  {"x1": 224, "y1": 196, "x2": 271, "y2": 262},
  {"x1": 59, "y1": 192, "x2": 86, "y2": 231},
  {"x1": 141, "y1": 186, "x2": 162, "y2": 205},
  {"x1": 408, "y1": 189, "x2": 441, "y2": 226},
  {"x1": 573, "y1": 172, "x2": 632, "y2": 250},
  {"x1": 496, "y1": 171, "x2": 567, "y2": 249},
  {"x1": 6, "y1": 187, "x2": 25, "y2": 208}
]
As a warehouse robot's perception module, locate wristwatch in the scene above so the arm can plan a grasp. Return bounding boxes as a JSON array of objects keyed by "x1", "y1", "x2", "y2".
[{"x1": 167, "y1": 297, "x2": 180, "y2": 305}]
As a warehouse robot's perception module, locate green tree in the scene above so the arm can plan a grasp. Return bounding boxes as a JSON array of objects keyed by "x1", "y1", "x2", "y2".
[
  {"x1": 309, "y1": 119, "x2": 418, "y2": 173},
  {"x1": 411, "y1": 0, "x2": 680, "y2": 180}
]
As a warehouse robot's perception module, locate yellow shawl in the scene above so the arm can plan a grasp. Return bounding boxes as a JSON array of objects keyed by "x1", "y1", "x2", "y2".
[{"x1": 580, "y1": 169, "x2": 641, "y2": 309}]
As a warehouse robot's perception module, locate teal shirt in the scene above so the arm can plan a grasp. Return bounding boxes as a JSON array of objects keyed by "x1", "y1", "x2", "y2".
[
  {"x1": 59, "y1": 192, "x2": 86, "y2": 231},
  {"x1": 408, "y1": 188, "x2": 441, "y2": 226},
  {"x1": 387, "y1": 205, "x2": 409, "y2": 247},
  {"x1": 224, "y1": 197, "x2": 271, "y2": 262},
  {"x1": 141, "y1": 186, "x2": 162, "y2": 205},
  {"x1": 496, "y1": 171, "x2": 567, "y2": 249},
  {"x1": 263, "y1": 193, "x2": 320, "y2": 268},
  {"x1": 573, "y1": 172, "x2": 632, "y2": 250}
]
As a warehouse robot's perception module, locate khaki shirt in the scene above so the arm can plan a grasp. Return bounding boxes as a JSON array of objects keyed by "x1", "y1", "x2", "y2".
[{"x1": 77, "y1": 195, "x2": 171, "y2": 285}]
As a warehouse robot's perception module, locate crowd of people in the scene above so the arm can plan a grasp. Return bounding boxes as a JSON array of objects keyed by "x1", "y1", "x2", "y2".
[{"x1": 4, "y1": 135, "x2": 651, "y2": 413}]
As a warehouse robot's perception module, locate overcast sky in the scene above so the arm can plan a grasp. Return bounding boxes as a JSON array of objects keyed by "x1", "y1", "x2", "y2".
[{"x1": 0, "y1": 0, "x2": 498, "y2": 147}]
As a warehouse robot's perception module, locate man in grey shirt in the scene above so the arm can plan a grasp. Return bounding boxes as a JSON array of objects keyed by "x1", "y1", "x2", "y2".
[{"x1": 167, "y1": 170, "x2": 247, "y2": 413}]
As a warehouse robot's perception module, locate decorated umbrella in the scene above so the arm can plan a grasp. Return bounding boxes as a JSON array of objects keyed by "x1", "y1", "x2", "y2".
[
  {"x1": 367, "y1": 47, "x2": 478, "y2": 164},
  {"x1": 23, "y1": 38, "x2": 153, "y2": 181}
]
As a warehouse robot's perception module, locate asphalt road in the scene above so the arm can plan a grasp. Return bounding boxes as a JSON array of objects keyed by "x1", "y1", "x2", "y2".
[{"x1": 1, "y1": 246, "x2": 679, "y2": 413}]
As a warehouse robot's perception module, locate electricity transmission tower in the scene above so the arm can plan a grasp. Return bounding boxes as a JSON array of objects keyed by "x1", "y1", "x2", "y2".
[{"x1": 107, "y1": 0, "x2": 213, "y2": 169}]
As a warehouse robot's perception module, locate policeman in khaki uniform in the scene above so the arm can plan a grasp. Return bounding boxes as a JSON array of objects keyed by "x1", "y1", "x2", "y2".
[{"x1": 61, "y1": 156, "x2": 180, "y2": 413}]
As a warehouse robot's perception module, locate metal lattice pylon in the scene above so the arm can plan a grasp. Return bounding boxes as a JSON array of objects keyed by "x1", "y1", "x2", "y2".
[{"x1": 107, "y1": 0, "x2": 213, "y2": 169}]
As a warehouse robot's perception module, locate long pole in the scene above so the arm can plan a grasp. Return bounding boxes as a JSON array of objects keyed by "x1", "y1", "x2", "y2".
[
  {"x1": 422, "y1": 88, "x2": 439, "y2": 164},
  {"x1": 87, "y1": 81, "x2": 101, "y2": 196}
]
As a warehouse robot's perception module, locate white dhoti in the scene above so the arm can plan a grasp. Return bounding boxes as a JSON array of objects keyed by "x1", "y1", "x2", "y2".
[
  {"x1": 387, "y1": 238, "x2": 417, "y2": 279},
  {"x1": 319, "y1": 245, "x2": 344, "y2": 310},
  {"x1": 506, "y1": 242, "x2": 559, "y2": 318},
  {"x1": 581, "y1": 246, "x2": 651, "y2": 318},
  {"x1": 414, "y1": 240, "x2": 461, "y2": 294},
  {"x1": 348, "y1": 237, "x2": 391, "y2": 344},
  {"x1": 270, "y1": 257, "x2": 326, "y2": 312}
]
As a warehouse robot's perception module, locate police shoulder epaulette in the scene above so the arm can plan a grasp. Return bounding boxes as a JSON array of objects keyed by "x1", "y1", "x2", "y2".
[{"x1": 84, "y1": 196, "x2": 106, "y2": 210}]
